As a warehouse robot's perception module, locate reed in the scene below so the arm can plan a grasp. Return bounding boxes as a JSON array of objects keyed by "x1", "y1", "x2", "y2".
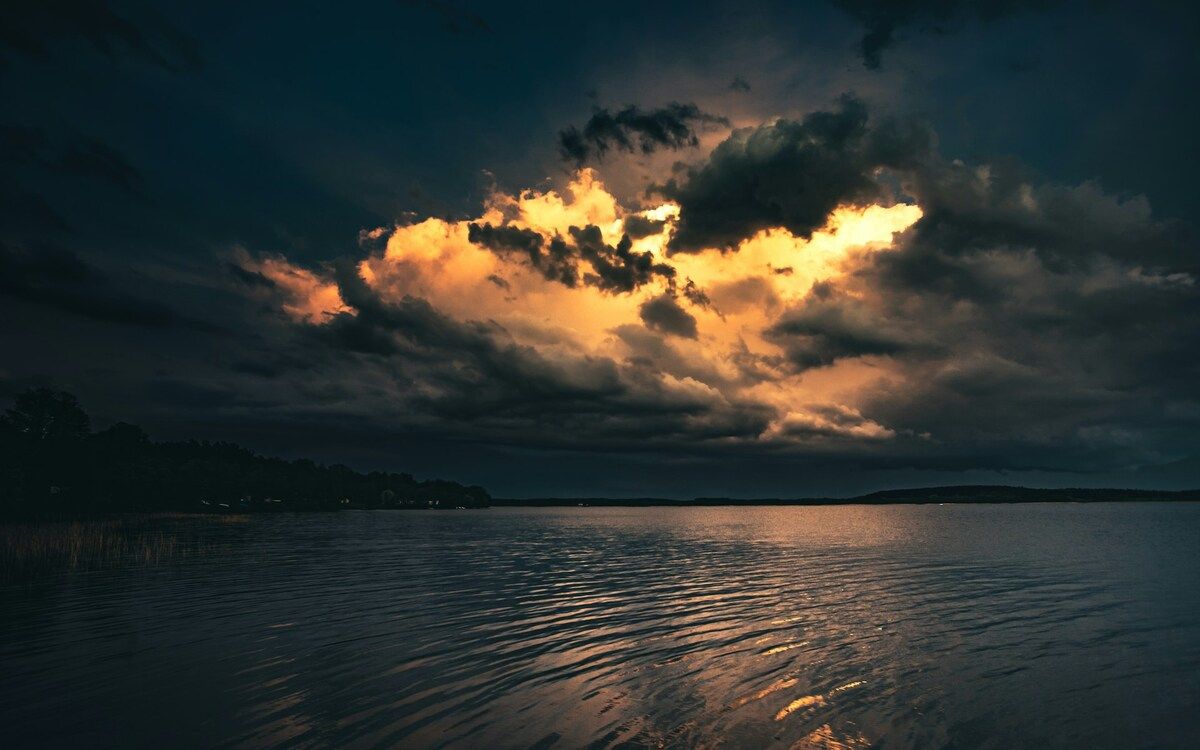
[{"x1": 0, "y1": 514, "x2": 247, "y2": 583}]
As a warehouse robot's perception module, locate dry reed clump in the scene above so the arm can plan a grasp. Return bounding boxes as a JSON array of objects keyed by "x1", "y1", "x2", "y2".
[{"x1": 0, "y1": 515, "x2": 248, "y2": 583}]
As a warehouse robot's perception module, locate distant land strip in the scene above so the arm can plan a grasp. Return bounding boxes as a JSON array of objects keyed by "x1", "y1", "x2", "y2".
[{"x1": 492, "y1": 486, "x2": 1200, "y2": 506}]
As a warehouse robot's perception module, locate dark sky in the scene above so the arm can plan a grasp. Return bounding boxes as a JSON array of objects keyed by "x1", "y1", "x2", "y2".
[{"x1": 2, "y1": 0, "x2": 1198, "y2": 497}]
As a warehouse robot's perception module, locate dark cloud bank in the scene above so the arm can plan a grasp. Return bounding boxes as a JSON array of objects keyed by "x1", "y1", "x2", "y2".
[
  {"x1": 266, "y1": 94, "x2": 1199, "y2": 490},
  {"x1": 4, "y1": 85, "x2": 1197, "y2": 493},
  {"x1": 670, "y1": 96, "x2": 1198, "y2": 477},
  {"x1": 659, "y1": 95, "x2": 931, "y2": 251}
]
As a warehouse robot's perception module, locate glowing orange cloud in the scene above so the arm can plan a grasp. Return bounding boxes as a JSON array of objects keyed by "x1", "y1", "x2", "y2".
[
  {"x1": 236, "y1": 251, "x2": 350, "y2": 324},
  {"x1": 240, "y1": 169, "x2": 921, "y2": 445}
]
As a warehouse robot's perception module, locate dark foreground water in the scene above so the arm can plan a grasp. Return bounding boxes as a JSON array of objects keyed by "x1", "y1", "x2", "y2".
[{"x1": 2, "y1": 505, "x2": 1199, "y2": 749}]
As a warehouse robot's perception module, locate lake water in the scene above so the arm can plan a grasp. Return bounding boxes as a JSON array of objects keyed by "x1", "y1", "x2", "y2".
[{"x1": 2, "y1": 505, "x2": 1199, "y2": 749}]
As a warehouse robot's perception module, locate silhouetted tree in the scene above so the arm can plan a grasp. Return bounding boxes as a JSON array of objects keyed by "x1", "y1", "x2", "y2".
[
  {"x1": 1, "y1": 389, "x2": 93, "y2": 509},
  {"x1": 2, "y1": 388, "x2": 90, "y2": 442}
]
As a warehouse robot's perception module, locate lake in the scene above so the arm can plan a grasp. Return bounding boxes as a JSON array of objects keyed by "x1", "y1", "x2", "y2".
[{"x1": 2, "y1": 505, "x2": 1199, "y2": 749}]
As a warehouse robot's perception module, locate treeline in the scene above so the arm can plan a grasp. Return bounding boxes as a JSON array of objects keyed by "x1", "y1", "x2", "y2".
[{"x1": 0, "y1": 388, "x2": 490, "y2": 515}]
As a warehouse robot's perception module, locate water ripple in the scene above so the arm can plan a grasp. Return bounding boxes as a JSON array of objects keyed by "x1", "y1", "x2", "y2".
[{"x1": 2, "y1": 504, "x2": 1200, "y2": 748}]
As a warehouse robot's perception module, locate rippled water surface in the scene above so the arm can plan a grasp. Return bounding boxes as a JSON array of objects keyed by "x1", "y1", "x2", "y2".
[{"x1": 3, "y1": 505, "x2": 1200, "y2": 749}]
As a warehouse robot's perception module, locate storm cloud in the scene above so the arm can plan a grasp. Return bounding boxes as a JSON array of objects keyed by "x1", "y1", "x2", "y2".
[
  {"x1": 229, "y1": 97, "x2": 1200, "y2": 485},
  {"x1": 765, "y1": 285, "x2": 924, "y2": 369},
  {"x1": 660, "y1": 96, "x2": 932, "y2": 251},
  {"x1": 559, "y1": 103, "x2": 730, "y2": 165},
  {"x1": 468, "y1": 222, "x2": 675, "y2": 293},
  {"x1": 639, "y1": 294, "x2": 698, "y2": 339},
  {"x1": 468, "y1": 222, "x2": 579, "y2": 287},
  {"x1": 765, "y1": 144, "x2": 1200, "y2": 470},
  {"x1": 3, "y1": 1, "x2": 1198, "y2": 497}
]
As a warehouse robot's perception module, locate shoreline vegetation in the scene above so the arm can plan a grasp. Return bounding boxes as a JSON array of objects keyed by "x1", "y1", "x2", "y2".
[
  {"x1": 0, "y1": 388, "x2": 490, "y2": 518},
  {"x1": 0, "y1": 514, "x2": 248, "y2": 583}
]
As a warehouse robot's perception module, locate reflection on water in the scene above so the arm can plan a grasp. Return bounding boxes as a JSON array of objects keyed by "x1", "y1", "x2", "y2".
[{"x1": 2, "y1": 504, "x2": 1199, "y2": 748}]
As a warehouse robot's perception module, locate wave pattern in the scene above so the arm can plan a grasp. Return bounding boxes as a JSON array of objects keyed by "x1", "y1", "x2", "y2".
[{"x1": 3, "y1": 504, "x2": 1200, "y2": 748}]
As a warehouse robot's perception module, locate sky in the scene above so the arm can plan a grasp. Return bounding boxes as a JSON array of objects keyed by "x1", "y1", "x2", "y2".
[{"x1": 2, "y1": 0, "x2": 1198, "y2": 497}]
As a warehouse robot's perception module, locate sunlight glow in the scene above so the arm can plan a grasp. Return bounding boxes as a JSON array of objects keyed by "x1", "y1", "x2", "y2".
[{"x1": 242, "y1": 170, "x2": 922, "y2": 446}]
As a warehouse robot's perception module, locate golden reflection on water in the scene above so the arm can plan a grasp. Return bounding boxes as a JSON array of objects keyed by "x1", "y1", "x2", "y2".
[
  {"x1": 730, "y1": 677, "x2": 800, "y2": 709},
  {"x1": 3, "y1": 506, "x2": 1197, "y2": 748},
  {"x1": 790, "y1": 723, "x2": 872, "y2": 750},
  {"x1": 761, "y1": 641, "x2": 809, "y2": 655},
  {"x1": 774, "y1": 693, "x2": 827, "y2": 720},
  {"x1": 775, "y1": 681, "x2": 868, "y2": 720}
]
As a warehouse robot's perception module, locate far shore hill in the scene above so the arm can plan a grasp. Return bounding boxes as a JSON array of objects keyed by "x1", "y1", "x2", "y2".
[{"x1": 492, "y1": 486, "x2": 1200, "y2": 507}]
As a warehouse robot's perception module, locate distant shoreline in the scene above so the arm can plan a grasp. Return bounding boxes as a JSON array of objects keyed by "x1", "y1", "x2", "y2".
[
  {"x1": 492, "y1": 485, "x2": 1200, "y2": 507},
  {"x1": 4, "y1": 485, "x2": 1199, "y2": 520}
]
